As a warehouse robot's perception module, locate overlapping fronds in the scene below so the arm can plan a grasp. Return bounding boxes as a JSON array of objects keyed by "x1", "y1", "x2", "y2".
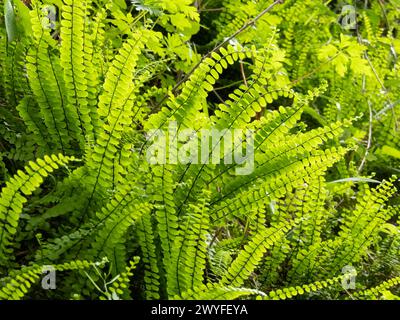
[{"x1": 0, "y1": 0, "x2": 398, "y2": 301}]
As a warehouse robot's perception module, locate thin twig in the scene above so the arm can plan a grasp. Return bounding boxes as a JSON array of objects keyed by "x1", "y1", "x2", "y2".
[
  {"x1": 239, "y1": 61, "x2": 248, "y2": 87},
  {"x1": 212, "y1": 90, "x2": 228, "y2": 105},
  {"x1": 358, "y1": 102, "x2": 373, "y2": 172},
  {"x1": 199, "y1": 8, "x2": 225, "y2": 12},
  {"x1": 213, "y1": 80, "x2": 244, "y2": 91}
]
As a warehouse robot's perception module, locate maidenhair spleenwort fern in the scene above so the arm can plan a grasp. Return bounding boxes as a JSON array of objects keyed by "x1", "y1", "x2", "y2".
[
  {"x1": 0, "y1": 0, "x2": 399, "y2": 300},
  {"x1": 0, "y1": 259, "x2": 94, "y2": 300},
  {"x1": 0, "y1": 154, "x2": 76, "y2": 266}
]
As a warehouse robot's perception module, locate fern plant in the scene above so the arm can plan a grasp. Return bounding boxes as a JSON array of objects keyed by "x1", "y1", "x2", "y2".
[{"x1": 0, "y1": 0, "x2": 399, "y2": 300}]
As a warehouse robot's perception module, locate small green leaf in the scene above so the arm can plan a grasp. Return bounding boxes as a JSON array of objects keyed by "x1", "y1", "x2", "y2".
[{"x1": 14, "y1": 0, "x2": 32, "y2": 35}]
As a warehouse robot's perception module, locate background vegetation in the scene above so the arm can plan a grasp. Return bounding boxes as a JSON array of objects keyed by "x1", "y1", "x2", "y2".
[{"x1": 0, "y1": 0, "x2": 399, "y2": 300}]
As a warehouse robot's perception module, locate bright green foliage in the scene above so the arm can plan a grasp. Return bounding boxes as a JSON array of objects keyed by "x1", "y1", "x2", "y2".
[
  {"x1": 0, "y1": 0, "x2": 399, "y2": 300},
  {"x1": 355, "y1": 276, "x2": 400, "y2": 300},
  {"x1": 220, "y1": 220, "x2": 298, "y2": 287},
  {"x1": 59, "y1": 0, "x2": 93, "y2": 148},
  {"x1": 0, "y1": 154, "x2": 75, "y2": 266},
  {"x1": 260, "y1": 274, "x2": 349, "y2": 300},
  {"x1": 0, "y1": 259, "x2": 93, "y2": 300},
  {"x1": 175, "y1": 283, "x2": 265, "y2": 300},
  {"x1": 100, "y1": 257, "x2": 141, "y2": 300}
]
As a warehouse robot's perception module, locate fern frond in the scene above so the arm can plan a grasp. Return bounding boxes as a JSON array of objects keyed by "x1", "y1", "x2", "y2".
[
  {"x1": 211, "y1": 147, "x2": 348, "y2": 224},
  {"x1": 15, "y1": 97, "x2": 50, "y2": 156},
  {"x1": 355, "y1": 276, "x2": 400, "y2": 299},
  {"x1": 219, "y1": 220, "x2": 297, "y2": 287},
  {"x1": 0, "y1": 260, "x2": 92, "y2": 300},
  {"x1": 261, "y1": 274, "x2": 346, "y2": 300},
  {"x1": 26, "y1": 3, "x2": 76, "y2": 153},
  {"x1": 0, "y1": 154, "x2": 75, "y2": 265},
  {"x1": 136, "y1": 211, "x2": 161, "y2": 300},
  {"x1": 176, "y1": 283, "x2": 264, "y2": 300},
  {"x1": 85, "y1": 33, "x2": 148, "y2": 208},
  {"x1": 101, "y1": 256, "x2": 140, "y2": 300},
  {"x1": 90, "y1": 201, "x2": 151, "y2": 275},
  {"x1": 152, "y1": 165, "x2": 178, "y2": 280},
  {"x1": 145, "y1": 44, "x2": 251, "y2": 132},
  {"x1": 167, "y1": 192, "x2": 210, "y2": 296},
  {"x1": 60, "y1": 0, "x2": 93, "y2": 147}
]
